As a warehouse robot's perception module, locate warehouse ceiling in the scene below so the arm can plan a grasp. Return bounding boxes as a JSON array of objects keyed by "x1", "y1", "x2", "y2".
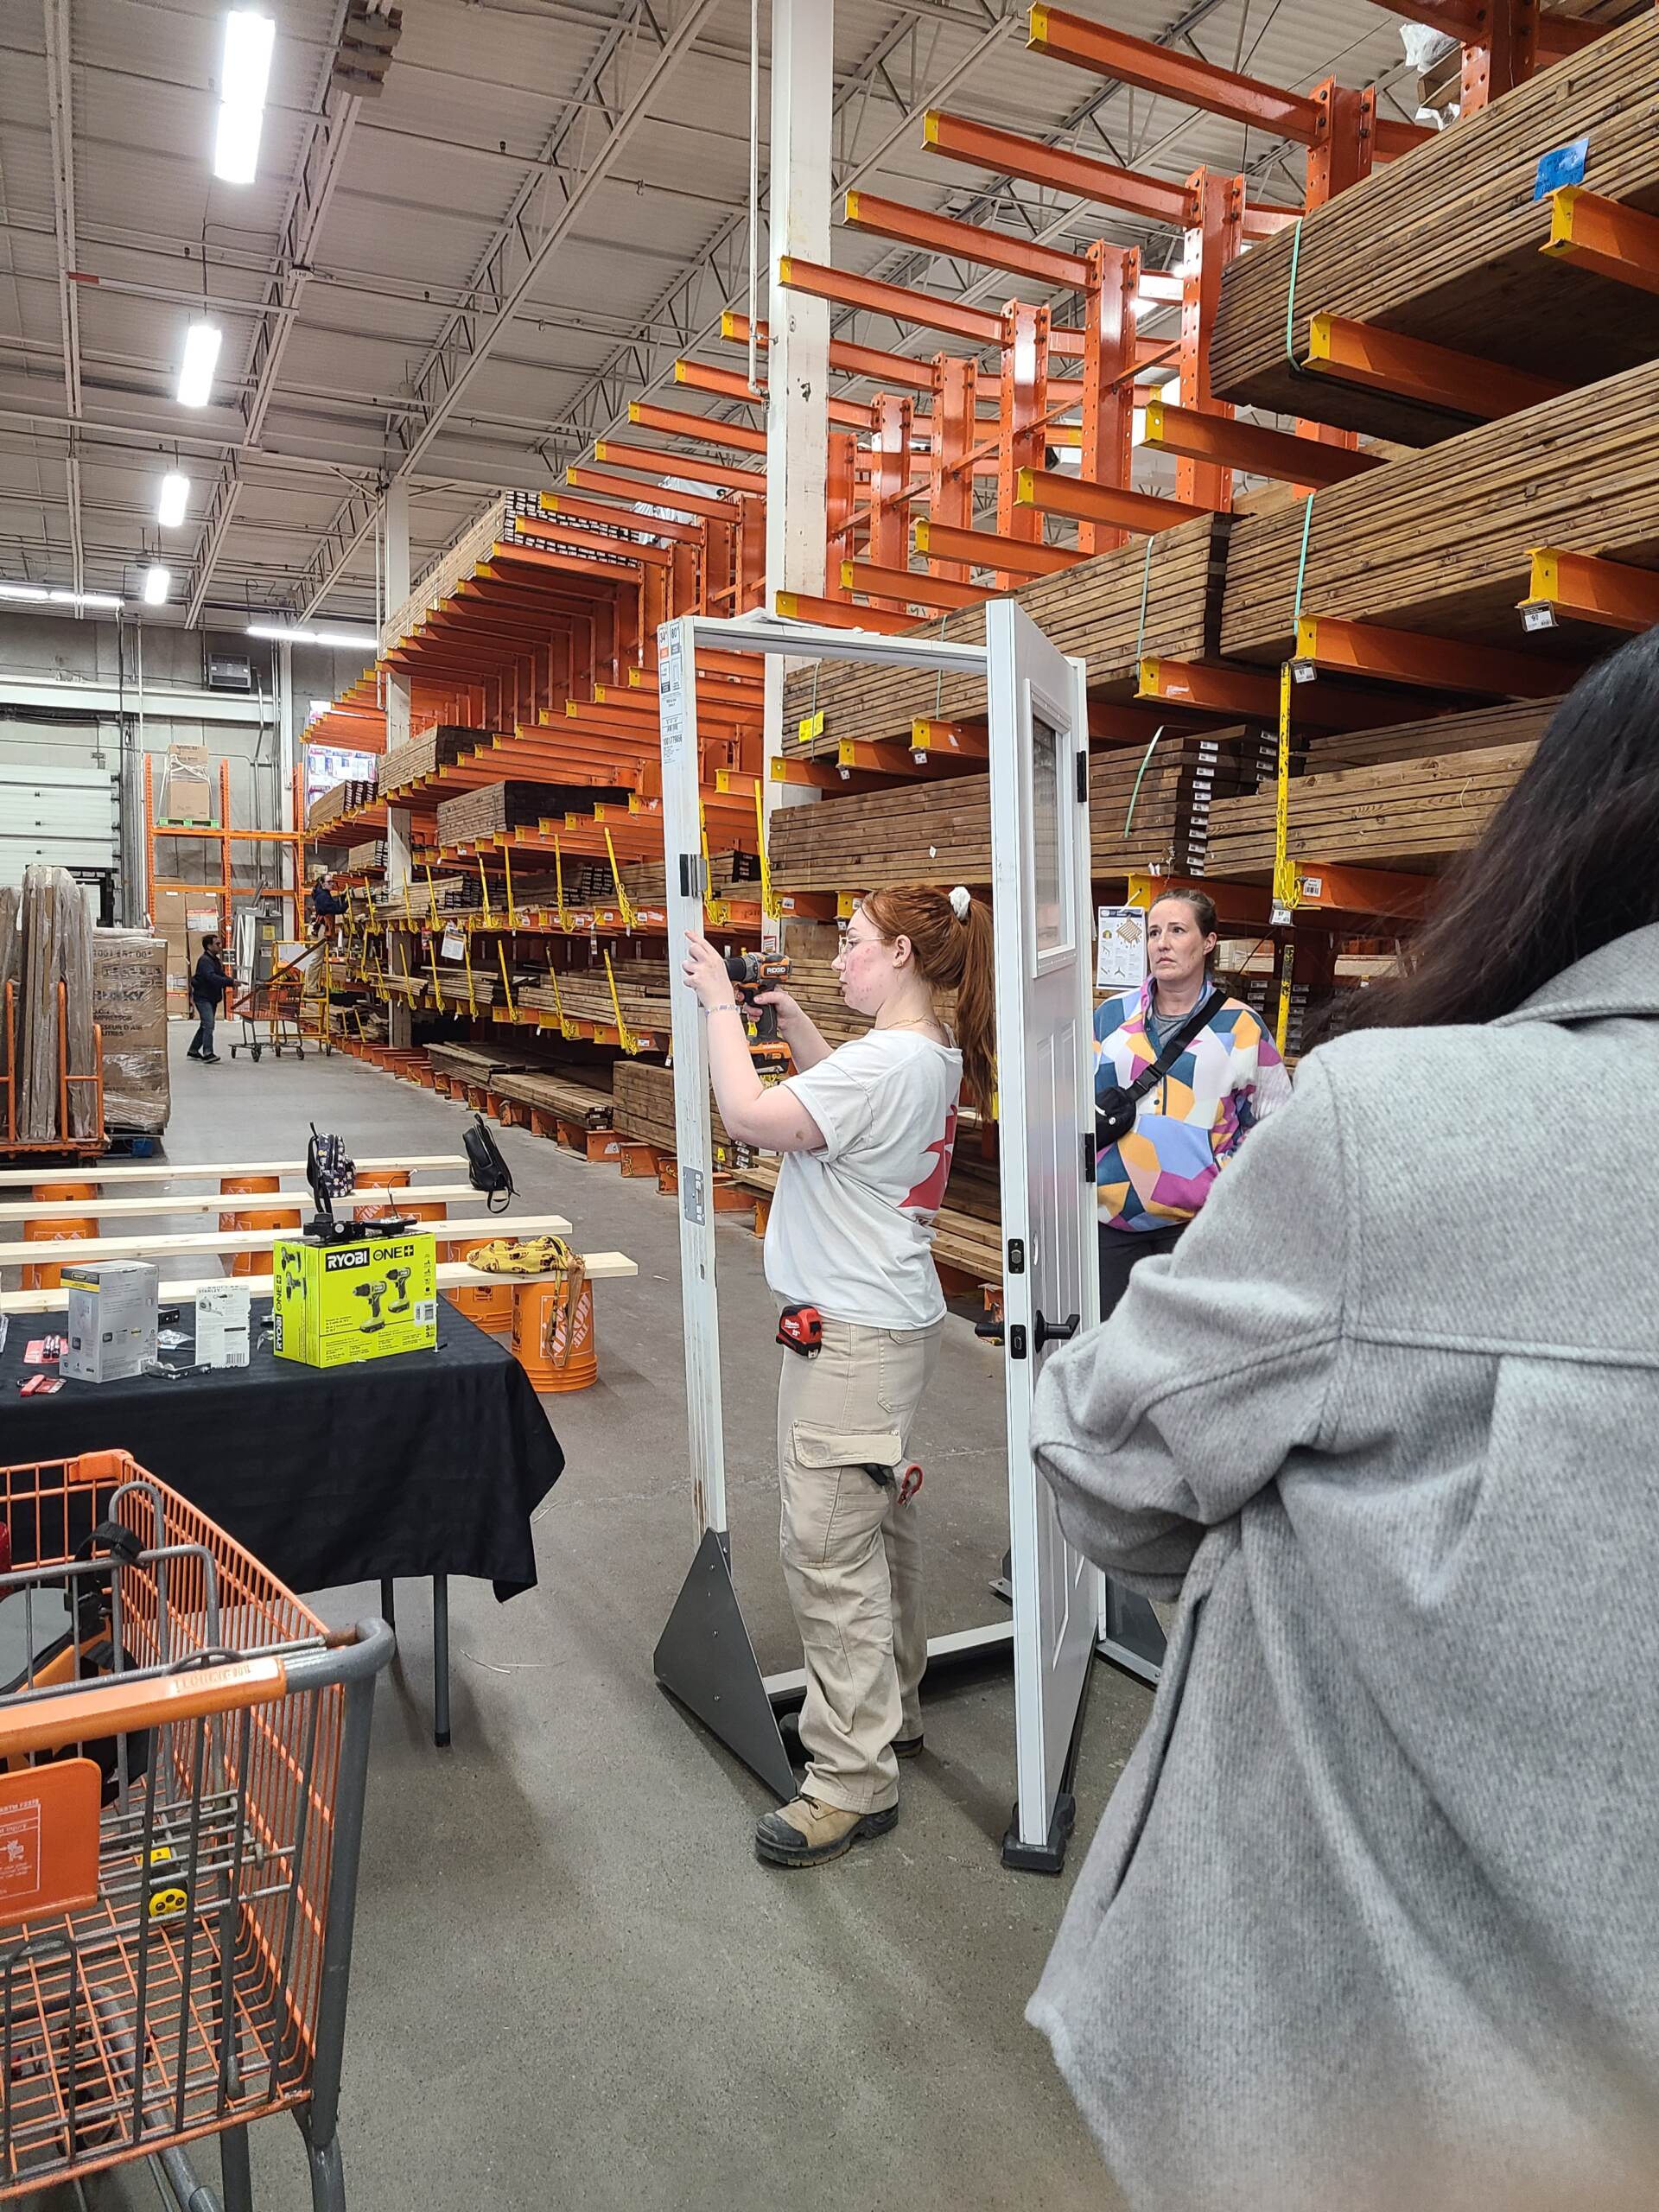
[{"x1": 0, "y1": 0, "x2": 1576, "y2": 633}]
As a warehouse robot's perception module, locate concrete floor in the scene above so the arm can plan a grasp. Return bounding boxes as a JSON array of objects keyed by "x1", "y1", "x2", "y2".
[{"x1": 40, "y1": 1027, "x2": 1151, "y2": 2212}]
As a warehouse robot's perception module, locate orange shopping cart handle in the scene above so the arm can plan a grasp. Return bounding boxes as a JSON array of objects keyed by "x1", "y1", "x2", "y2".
[{"x1": 0, "y1": 1656, "x2": 288, "y2": 1760}]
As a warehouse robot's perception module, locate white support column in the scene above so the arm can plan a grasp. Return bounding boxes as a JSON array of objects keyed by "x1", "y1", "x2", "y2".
[
  {"x1": 382, "y1": 479, "x2": 413, "y2": 1045},
  {"x1": 762, "y1": 0, "x2": 834, "y2": 938}
]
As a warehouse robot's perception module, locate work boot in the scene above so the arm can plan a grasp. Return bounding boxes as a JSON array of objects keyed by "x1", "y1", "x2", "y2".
[
  {"x1": 754, "y1": 1793, "x2": 897, "y2": 1868},
  {"x1": 892, "y1": 1732, "x2": 924, "y2": 1760}
]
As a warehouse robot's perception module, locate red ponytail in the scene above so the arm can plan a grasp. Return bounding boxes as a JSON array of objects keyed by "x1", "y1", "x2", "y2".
[{"x1": 859, "y1": 883, "x2": 996, "y2": 1110}]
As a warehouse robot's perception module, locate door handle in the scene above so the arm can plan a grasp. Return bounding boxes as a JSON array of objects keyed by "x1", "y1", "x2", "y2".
[
  {"x1": 973, "y1": 1315, "x2": 1005, "y2": 1343},
  {"x1": 1033, "y1": 1310, "x2": 1079, "y2": 1349}
]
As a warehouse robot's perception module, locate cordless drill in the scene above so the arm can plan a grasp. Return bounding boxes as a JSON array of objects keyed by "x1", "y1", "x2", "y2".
[
  {"x1": 723, "y1": 951, "x2": 790, "y2": 1045},
  {"x1": 385, "y1": 1265, "x2": 412, "y2": 1315},
  {"x1": 353, "y1": 1280, "x2": 388, "y2": 1332}
]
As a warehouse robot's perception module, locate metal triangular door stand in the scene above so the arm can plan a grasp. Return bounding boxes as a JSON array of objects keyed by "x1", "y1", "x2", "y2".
[{"x1": 653, "y1": 1528, "x2": 798, "y2": 1802}]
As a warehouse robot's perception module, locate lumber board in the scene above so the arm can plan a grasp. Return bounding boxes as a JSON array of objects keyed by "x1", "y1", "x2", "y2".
[
  {"x1": 0, "y1": 1252, "x2": 639, "y2": 1319},
  {"x1": 490, "y1": 1071, "x2": 614, "y2": 1125},
  {"x1": 1211, "y1": 10, "x2": 1659, "y2": 440},
  {"x1": 779, "y1": 516, "x2": 1229, "y2": 754},
  {"x1": 0, "y1": 1211, "x2": 575, "y2": 1268},
  {"x1": 435, "y1": 779, "x2": 630, "y2": 847},
  {"x1": 0, "y1": 1154, "x2": 461, "y2": 1190},
  {"x1": 1218, "y1": 355, "x2": 1659, "y2": 663}
]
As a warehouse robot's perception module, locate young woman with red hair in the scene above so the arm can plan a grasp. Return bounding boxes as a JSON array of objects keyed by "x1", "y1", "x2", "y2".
[{"x1": 682, "y1": 882, "x2": 995, "y2": 1868}]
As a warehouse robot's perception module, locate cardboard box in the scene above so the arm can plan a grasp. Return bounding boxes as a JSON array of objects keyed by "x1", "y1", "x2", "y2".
[
  {"x1": 195, "y1": 1281, "x2": 251, "y2": 1370},
  {"x1": 60, "y1": 1262, "x2": 159, "y2": 1383},
  {"x1": 273, "y1": 1232, "x2": 437, "y2": 1370},
  {"x1": 93, "y1": 931, "x2": 170, "y2": 1135},
  {"x1": 162, "y1": 746, "x2": 213, "y2": 825}
]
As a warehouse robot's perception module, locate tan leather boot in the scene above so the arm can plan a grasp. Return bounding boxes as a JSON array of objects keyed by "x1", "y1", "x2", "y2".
[{"x1": 754, "y1": 1793, "x2": 898, "y2": 1868}]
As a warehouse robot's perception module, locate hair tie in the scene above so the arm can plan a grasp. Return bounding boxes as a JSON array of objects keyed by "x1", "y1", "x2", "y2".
[{"x1": 949, "y1": 885, "x2": 971, "y2": 921}]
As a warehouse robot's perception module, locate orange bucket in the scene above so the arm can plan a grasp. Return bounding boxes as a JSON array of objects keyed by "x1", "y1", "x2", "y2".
[
  {"x1": 22, "y1": 1215, "x2": 99, "y2": 1292},
  {"x1": 356, "y1": 1166, "x2": 410, "y2": 1190},
  {"x1": 444, "y1": 1233, "x2": 514, "y2": 1336},
  {"x1": 512, "y1": 1275, "x2": 597, "y2": 1392},
  {"x1": 231, "y1": 1204, "x2": 302, "y2": 1277},
  {"x1": 219, "y1": 1171, "x2": 281, "y2": 1240}
]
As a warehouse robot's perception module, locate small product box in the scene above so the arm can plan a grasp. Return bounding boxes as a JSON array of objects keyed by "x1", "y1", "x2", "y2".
[
  {"x1": 272, "y1": 1233, "x2": 438, "y2": 1370},
  {"x1": 195, "y1": 1281, "x2": 251, "y2": 1370},
  {"x1": 60, "y1": 1262, "x2": 160, "y2": 1383}
]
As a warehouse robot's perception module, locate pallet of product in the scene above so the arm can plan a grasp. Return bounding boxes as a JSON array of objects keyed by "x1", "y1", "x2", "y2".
[
  {"x1": 307, "y1": 780, "x2": 375, "y2": 830},
  {"x1": 1211, "y1": 10, "x2": 1659, "y2": 443},
  {"x1": 768, "y1": 734, "x2": 1273, "y2": 891},
  {"x1": 779, "y1": 515, "x2": 1229, "y2": 754},
  {"x1": 378, "y1": 724, "x2": 482, "y2": 795},
  {"x1": 1217, "y1": 353, "x2": 1659, "y2": 664},
  {"x1": 1203, "y1": 740, "x2": 1533, "y2": 880},
  {"x1": 435, "y1": 779, "x2": 631, "y2": 848}
]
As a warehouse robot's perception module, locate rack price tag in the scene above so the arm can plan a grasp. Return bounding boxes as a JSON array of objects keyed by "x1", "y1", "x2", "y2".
[{"x1": 1535, "y1": 136, "x2": 1588, "y2": 200}]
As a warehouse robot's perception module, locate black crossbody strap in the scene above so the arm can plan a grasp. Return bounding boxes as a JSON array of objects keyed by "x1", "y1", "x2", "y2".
[{"x1": 1123, "y1": 987, "x2": 1226, "y2": 1104}]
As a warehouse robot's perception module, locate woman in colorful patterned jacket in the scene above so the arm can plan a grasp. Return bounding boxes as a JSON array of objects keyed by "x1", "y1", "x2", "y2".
[{"x1": 1094, "y1": 889, "x2": 1291, "y2": 1321}]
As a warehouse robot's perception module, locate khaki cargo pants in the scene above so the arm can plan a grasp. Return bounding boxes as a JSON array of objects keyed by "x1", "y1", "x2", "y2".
[{"x1": 777, "y1": 1314, "x2": 944, "y2": 1816}]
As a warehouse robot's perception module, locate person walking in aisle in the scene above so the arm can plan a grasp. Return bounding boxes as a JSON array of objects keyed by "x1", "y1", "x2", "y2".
[
  {"x1": 1093, "y1": 887, "x2": 1289, "y2": 1324},
  {"x1": 1026, "y1": 626, "x2": 1659, "y2": 2212},
  {"x1": 681, "y1": 885, "x2": 994, "y2": 1869},
  {"x1": 187, "y1": 932, "x2": 232, "y2": 1064}
]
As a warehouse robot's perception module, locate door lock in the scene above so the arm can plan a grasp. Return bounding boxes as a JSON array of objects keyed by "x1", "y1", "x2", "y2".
[{"x1": 1033, "y1": 1310, "x2": 1080, "y2": 1349}]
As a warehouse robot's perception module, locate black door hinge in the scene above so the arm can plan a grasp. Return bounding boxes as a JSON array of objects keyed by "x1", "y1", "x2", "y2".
[
  {"x1": 1076, "y1": 749, "x2": 1088, "y2": 804},
  {"x1": 1007, "y1": 1236, "x2": 1025, "y2": 1274},
  {"x1": 1081, "y1": 1131, "x2": 1096, "y2": 1182}
]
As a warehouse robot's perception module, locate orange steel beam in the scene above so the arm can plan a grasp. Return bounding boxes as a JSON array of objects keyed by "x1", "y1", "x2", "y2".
[
  {"x1": 627, "y1": 401, "x2": 766, "y2": 458},
  {"x1": 539, "y1": 490, "x2": 702, "y2": 546},
  {"x1": 868, "y1": 393, "x2": 912, "y2": 575},
  {"x1": 1015, "y1": 467, "x2": 1209, "y2": 533},
  {"x1": 843, "y1": 189, "x2": 1092, "y2": 291},
  {"x1": 921, "y1": 110, "x2": 1300, "y2": 240},
  {"x1": 1369, "y1": 0, "x2": 1600, "y2": 60},
  {"x1": 927, "y1": 353, "x2": 976, "y2": 579},
  {"x1": 1540, "y1": 187, "x2": 1659, "y2": 299},
  {"x1": 1140, "y1": 400, "x2": 1382, "y2": 486},
  {"x1": 1306, "y1": 79, "x2": 1376, "y2": 207},
  {"x1": 778, "y1": 256, "x2": 1087, "y2": 357},
  {"x1": 912, "y1": 518, "x2": 1078, "y2": 576},
  {"x1": 1080, "y1": 242, "x2": 1138, "y2": 556},
  {"x1": 775, "y1": 590, "x2": 921, "y2": 636},
  {"x1": 836, "y1": 741, "x2": 938, "y2": 779},
  {"x1": 591, "y1": 440, "x2": 762, "y2": 494},
  {"x1": 1302, "y1": 314, "x2": 1567, "y2": 420},
  {"x1": 1288, "y1": 862, "x2": 1436, "y2": 921},
  {"x1": 1293, "y1": 615, "x2": 1576, "y2": 697},
  {"x1": 842, "y1": 560, "x2": 987, "y2": 611},
  {"x1": 1027, "y1": 4, "x2": 1428, "y2": 160},
  {"x1": 1460, "y1": 0, "x2": 1539, "y2": 108},
  {"x1": 673, "y1": 357, "x2": 875, "y2": 430},
  {"x1": 568, "y1": 465, "x2": 738, "y2": 521},
  {"x1": 911, "y1": 718, "x2": 988, "y2": 758},
  {"x1": 721, "y1": 310, "x2": 938, "y2": 394},
  {"x1": 1176, "y1": 167, "x2": 1240, "y2": 509},
  {"x1": 1139, "y1": 655, "x2": 1416, "y2": 732},
  {"x1": 512, "y1": 517, "x2": 675, "y2": 568},
  {"x1": 1519, "y1": 548, "x2": 1659, "y2": 634},
  {"x1": 997, "y1": 302, "x2": 1050, "y2": 579}
]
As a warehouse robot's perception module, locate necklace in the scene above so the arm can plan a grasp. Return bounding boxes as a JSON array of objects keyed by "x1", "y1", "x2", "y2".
[{"x1": 878, "y1": 1014, "x2": 946, "y2": 1039}]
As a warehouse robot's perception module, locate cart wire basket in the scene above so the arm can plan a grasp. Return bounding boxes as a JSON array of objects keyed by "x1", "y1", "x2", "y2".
[{"x1": 0, "y1": 1449, "x2": 392, "y2": 2209}]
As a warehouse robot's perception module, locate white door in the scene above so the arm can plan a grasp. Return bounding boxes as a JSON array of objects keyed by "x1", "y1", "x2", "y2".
[{"x1": 986, "y1": 598, "x2": 1102, "y2": 1866}]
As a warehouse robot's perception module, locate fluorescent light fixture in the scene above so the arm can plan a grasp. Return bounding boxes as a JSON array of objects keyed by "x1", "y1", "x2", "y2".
[
  {"x1": 313, "y1": 628, "x2": 378, "y2": 651},
  {"x1": 213, "y1": 11, "x2": 276, "y2": 184},
  {"x1": 176, "y1": 321, "x2": 222, "y2": 408},
  {"x1": 48, "y1": 589, "x2": 124, "y2": 609},
  {"x1": 0, "y1": 582, "x2": 49, "y2": 601},
  {"x1": 247, "y1": 624, "x2": 317, "y2": 643},
  {"x1": 157, "y1": 472, "x2": 190, "y2": 528},
  {"x1": 142, "y1": 564, "x2": 171, "y2": 607}
]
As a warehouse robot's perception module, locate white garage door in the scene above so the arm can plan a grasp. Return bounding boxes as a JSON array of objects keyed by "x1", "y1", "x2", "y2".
[{"x1": 0, "y1": 761, "x2": 119, "y2": 888}]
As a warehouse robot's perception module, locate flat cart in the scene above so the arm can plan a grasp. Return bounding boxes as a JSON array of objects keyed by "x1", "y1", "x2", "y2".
[{"x1": 0, "y1": 1448, "x2": 392, "y2": 2208}]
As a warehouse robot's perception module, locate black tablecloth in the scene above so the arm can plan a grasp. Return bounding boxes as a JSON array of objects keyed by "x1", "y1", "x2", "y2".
[{"x1": 0, "y1": 1306, "x2": 564, "y2": 1600}]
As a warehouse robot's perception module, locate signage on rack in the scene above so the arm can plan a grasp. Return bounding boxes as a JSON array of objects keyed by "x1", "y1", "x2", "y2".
[
  {"x1": 441, "y1": 928, "x2": 465, "y2": 961},
  {"x1": 1534, "y1": 135, "x2": 1588, "y2": 199},
  {"x1": 1096, "y1": 906, "x2": 1147, "y2": 993}
]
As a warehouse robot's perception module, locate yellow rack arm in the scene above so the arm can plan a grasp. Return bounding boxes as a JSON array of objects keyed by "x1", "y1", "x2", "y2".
[
  {"x1": 1270, "y1": 662, "x2": 1300, "y2": 1055},
  {"x1": 400, "y1": 874, "x2": 413, "y2": 930},
  {"x1": 503, "y1": 839, "x2": 518, "y2": 929},
  {"x1": 604, "y1": 827, "x2": 639, "y2": 932},
  {"x1": 603, "y1": 949, "x2": 639, "y2": 1054},
  {"x1": 700, "y1": 803, "x2": 731, "y2": 926},
  {"x1": 478, "y1": 855, "x2": 494, "y2": 925},
  {"x1": 549, "y1": 963, "x2": 572, "y2": 1038},
  {"x1": 462, "y1": 930, "x2": 477, "y2": 1018},
  {"x1": 424, "y1": 915, "x2": 442, "y2": 1002},
  {"x1": 754, "y1": 780, "x2": 780, "y2": 921},
  {"x1": 496, "y1": 940, "x2": 516, "y2": 1021}
]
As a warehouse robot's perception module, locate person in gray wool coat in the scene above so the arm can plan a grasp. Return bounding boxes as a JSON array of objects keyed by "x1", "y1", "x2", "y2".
[{"x1": 1027, "y1": 622, "x2": 1659, "y2": 2212}]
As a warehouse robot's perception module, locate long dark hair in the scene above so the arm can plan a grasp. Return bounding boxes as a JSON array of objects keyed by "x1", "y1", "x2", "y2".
[
  {"x1": 1341, "y1": 626, "x2": 1659, "y2": 1031},
  {"x1": 860, "y1": 882, "x2": 995, "y2": 1109}
]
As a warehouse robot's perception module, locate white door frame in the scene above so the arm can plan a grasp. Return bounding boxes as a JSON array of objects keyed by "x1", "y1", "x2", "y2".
[{"x1": 655, "y1": 608, "x2": 1100, "y2": 1864}]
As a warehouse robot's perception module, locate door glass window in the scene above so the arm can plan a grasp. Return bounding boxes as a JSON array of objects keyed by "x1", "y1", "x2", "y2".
[{"x1": 1028, "y1": 709, "x2": 1069, "y2": 958}]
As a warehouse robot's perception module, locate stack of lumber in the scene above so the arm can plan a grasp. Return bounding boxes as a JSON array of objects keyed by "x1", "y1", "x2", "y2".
[
  {"x1": 5, "y1": 867, "x2": 98, "y2": 1141},
  {"x1": 1211, "y1": 10, "x2": 1659, "y2": 442},
  {"x1": 345, "y1": 841, "x2": 385, "y2": 873},
  {"x1": 519, "y1": 958, "x2": 671, "y2": 1033},
  {"x1": 769, "y1": 734, "x2": 1274, "y2": 889},
  {"x1": 308, "y1": 779, "x2": 375, "y2": 830},
  {"x1": 732, "y1": 1153, "x2": 1001, "y2": 1283},
  {"x1": 493, "y1": 1067, "x2": 613, "y2": 1126},
  {"x1": 1298, "y1": 695, "x2": 1560, "y2": 773},
  {"x1": 612, "y1": 1058, "x2": 739, "y2": 1156},
  {"x1": 1218, "y1": 353, "x2": 1659, "y2": 661},
  {"x1": 1204, "y1": 741, "x2": 1533, "y2": 879},
  {"x1": 435, "y1": 779, "x2": 629, "y2": 846},
  {"x1": 378, "y1": 724, "x2": 477, "y2": 795},
  {"x1": 779, "y1": 515, "x2": 1229, "y2": 753},
  {"x1": 367, "y1": 875, "x2": 478, "y2": 920},
  {"x1": 427, "y1": 1041, "x2": 536, "y2": 1084}
]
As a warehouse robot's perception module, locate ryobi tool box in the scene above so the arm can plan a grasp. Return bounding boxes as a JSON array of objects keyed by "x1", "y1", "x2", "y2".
[{"x1": 271, "y1": 1124, "x2": 438, "y2": 1369}]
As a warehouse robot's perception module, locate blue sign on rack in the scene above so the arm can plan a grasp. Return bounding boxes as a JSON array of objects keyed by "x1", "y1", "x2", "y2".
[{"x1": 1535, "y1": 136, "x2": 1589, "y2": 200}]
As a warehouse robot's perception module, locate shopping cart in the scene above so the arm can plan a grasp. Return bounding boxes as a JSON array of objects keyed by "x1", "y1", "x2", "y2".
[{"x1": 0, "y1": 1449, "x2": 392, "y2": 2209}]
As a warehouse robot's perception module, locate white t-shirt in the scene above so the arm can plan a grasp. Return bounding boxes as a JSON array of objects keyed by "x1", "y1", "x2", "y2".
[{"x1": 765, "y1": 1029, "x2": 963, "y2": 1330}]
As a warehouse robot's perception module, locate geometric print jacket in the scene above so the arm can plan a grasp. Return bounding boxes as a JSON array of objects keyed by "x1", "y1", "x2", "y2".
[{"x1": 1093, "y1": 978, "x2": 1294, "y2": 1232}]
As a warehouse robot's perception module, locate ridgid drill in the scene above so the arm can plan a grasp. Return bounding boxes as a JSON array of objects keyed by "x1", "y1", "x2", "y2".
[{"x1": 723, "y1": 950, "x2": 791, "y2": 1051}]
